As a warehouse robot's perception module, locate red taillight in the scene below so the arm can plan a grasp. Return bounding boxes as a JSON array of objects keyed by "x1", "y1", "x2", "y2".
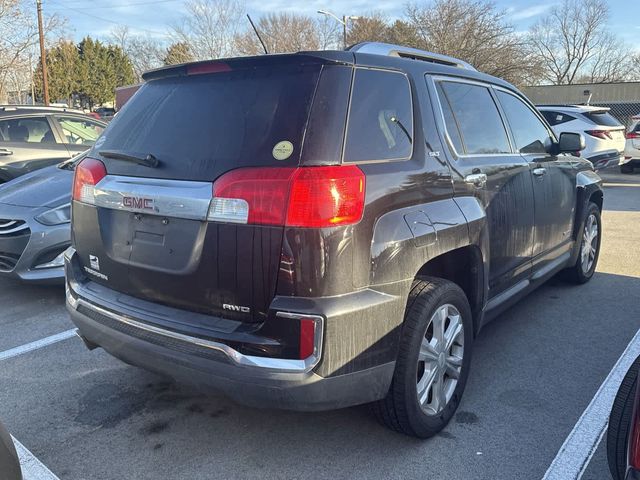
[
  {"x1": 585, "y1": 129, "x2": 612, "y2": 140},
  {"x1": 626, "y1": 132, "x2": 640, "y2": 140},
  {"x1": 210, "y1": 166, "x2": 366, "y2": 228},
  {"x1": 286, "y1": 166, "x2": 365, "y2": 228},
  {"x1": 72, "y1": 158, "x2": 106, "y2": 203},
  {"x1": 299, "y1": 318, "x2": 316, "y2": 360},
  {"x1": 186, "y1": 62, "x2": 231, "y2": 76}
]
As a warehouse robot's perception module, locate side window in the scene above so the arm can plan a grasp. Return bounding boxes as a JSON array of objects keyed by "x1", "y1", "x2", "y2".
[
  {"x1": 541, "y1": 110, "x2": 575, "y2": 126},
  {"x1": 56, "y1": 116, "x2": 105, "y2": 146},
  {"x1": 436, "y1": 81, "x2": 510, "y2": 155},
  {"x1": 435, "y1": 83, "x2": 464, "y2": 154},
  {"x1": 497, "y1": 91, "x2": 553, "y2": 155},
  {"x1": 344, "y1": 69, "x2": 413, "y2": 162},
  {"x1": 0, "y1": 117, "x2": 56, "y2": 143}
]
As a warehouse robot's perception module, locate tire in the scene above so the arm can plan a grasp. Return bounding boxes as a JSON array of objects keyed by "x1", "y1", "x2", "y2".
[
  {"x1": 371, "y1": 277, "x2": 473, "y2": 438},
  {"x1": 607, "y1": 355, "x2": 640, "y2": 480},
  {"x1": 621, "y1": 164, "x2": 634, "y2": 174},
  {"x1": 563, "y1": 202, "x2": 602, "y2": 284}
]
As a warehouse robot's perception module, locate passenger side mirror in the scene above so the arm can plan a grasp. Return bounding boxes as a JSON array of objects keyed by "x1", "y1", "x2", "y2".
[{"x1": 557, "y1": 132, "x2": 585, "y2": 153}]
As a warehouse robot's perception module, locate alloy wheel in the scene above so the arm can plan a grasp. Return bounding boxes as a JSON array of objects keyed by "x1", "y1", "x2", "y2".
[
  {"x1": 416, "y1": 304, "x2": 464, "y2": 416},
  {"x1": 581, "y1": 213, "x2": 599, "y2": 274}
]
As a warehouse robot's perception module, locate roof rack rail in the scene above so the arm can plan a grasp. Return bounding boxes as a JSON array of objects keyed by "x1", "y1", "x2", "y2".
[{"x1": 348, "y1": 42, "x2": 476, "y2": 71}]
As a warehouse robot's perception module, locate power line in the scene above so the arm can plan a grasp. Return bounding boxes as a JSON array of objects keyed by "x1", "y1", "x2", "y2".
[
  {"x1": 47, "y1": 2, "x2": 169, "y2": 36},
  {"x1": 52, "y1": 0, "x2": 181, "y2": 10}
]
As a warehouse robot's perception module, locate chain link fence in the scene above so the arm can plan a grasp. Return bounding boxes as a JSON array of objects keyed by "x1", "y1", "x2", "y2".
[{"x1": 587, "y1": 102, "x2": 640, "y2": 129}]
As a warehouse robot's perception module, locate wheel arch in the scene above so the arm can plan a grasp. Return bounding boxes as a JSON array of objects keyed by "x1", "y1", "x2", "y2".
[{"x1": 415, "y1": 244, "x2": 485, "y2": 335}]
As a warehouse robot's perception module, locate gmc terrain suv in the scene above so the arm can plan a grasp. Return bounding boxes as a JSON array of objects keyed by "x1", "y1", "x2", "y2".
[{"x1": 66, "y1": 42, "x2": 603, "y2": 438}]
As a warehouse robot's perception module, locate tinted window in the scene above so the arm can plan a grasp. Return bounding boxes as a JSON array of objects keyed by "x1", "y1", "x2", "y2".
[
  {"x1": 56, "y1": 116, "x2": 105, "y2": 146},
  {"x1": 541, "y1": 110, "x2": 576, "y2": 126},
  {"x1": 582, "y1": 111, "x2": 622, "y2": 127},
  {"x1": 497, "y1": 91, "x2": 553, "y2": 154},
  {"x1": 437, "y1": 81, "x2": 510, "y2": 155},
  {"x1": 344, "y1": 69, "x2": 413, "y2": 162},
  {"x1": 0, "y1": 117, "x2": 56, "y2": 143},
  {"x1": 435, "y1": 83, "x2": 464, "y2": 153},
  {"x1": 96, "y1": 64, "x2": 322, "y2": 181}
]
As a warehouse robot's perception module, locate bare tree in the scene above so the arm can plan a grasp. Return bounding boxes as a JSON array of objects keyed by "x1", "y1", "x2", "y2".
[
  {"x1": 405, "y1": 0, "x2": 541, "y2": 86},
  {"x1": 171, "y1": 0, "x2": 244, "y2": 60},
  {"x1": 109, "y1": 26, "x2": 164, "y2": 82},
  {"x1": 235, "y1": 13, "x2": 332, "y2": 56},
  {"x1": 528, "y1": 0, "x2": 631, "y2": 85},
  {"x1": 1, "y1": 0, "x2": 63, "y2": 101},
  {"x1": 347, "y1": 13, "x2": 421, "y2": 48}
]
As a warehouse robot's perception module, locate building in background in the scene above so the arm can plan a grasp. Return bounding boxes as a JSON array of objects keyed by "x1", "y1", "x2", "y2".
[{"x1": 523, "y1": 82, "x2": 640, "y2": 128}]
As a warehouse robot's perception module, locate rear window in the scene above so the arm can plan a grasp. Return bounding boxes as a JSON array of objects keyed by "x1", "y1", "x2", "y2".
[
  {"x1": 94, "y1": 63, "x2": 322, "y2": 181},
  {"x1": 581, "y1": 111, "x2": 622, "y2": 127}
]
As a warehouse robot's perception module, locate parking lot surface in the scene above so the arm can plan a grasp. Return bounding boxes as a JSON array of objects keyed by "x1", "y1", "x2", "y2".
[{"x1": 0, "y1": 170, "x2": 638, "y2": 480}]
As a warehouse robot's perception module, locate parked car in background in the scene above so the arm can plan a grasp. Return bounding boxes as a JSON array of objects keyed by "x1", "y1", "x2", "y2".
[
  {"x1": 0, "y1": 106, "x2": 106, "y2": 183},
  {"x1": 0, "y1": 420, "x2": 22, "y2": 480},
  {"x1": 538, "y1": 105, "x2": 626, "y2": 170},
  {"x1": 66, "y1": 43, "x2": 603, "y2": 438},
  {"x1": 607, "y1": 355, "x2": 640, "y2": 480},
  {"x1": 0, "y1": 151, "x2": 83, "y2": 283},
  {"x1": 93, "y1": 107, "x2": 116, "y2": 122},
  {"x1": 621, "y1": 115, "x2": 640, "y2": 174}
]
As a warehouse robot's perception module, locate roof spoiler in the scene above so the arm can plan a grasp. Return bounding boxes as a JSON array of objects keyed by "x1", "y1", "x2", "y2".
[{"x1": 348, "y1": 42, "x2": 476, "y2": 71}]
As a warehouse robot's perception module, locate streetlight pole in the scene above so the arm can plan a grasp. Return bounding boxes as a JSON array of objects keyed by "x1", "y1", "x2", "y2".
[
  {"x1": 36, "y1": 0, "x2": 49, "y2": 106},
  {"x1": 317, "y1": 10, "x2": 359, "y2": 50}
]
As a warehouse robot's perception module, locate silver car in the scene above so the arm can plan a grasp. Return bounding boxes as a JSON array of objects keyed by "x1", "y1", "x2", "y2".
[{"x1": 0, "y1": 152, "x2": 82, "y2": 283}]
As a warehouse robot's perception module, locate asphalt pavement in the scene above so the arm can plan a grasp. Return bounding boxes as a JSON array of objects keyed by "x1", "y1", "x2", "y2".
[{"x1": 0, "y1": 169, "x2": 638, "y2": 480}]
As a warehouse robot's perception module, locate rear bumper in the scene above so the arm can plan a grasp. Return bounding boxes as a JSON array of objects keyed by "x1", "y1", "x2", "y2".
[
  {"x1": 585, "y1": 150, "x2": 622, "y2": 170},
  {"x1": 65, "y1": 248, "x2": 400, "y2": 411}
]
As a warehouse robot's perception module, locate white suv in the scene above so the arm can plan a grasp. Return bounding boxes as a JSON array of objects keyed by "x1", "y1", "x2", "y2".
[
  {"x1": 538, "y1": 105, "x2": 626, "y2": 170},
  {"x1": 621, "y1": 115, "x2": 640, "y2": 174}
]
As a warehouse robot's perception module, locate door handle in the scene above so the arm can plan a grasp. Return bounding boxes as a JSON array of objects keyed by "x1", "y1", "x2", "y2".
[
  {"x1": 0, "y1": 149, "x2": 13, "y2": 156},
  {"x1": 464, "y1": 173, "x2": 487, "y2": 188},
  {"x1": 533, "y1": 167, "x2": 547, "y2": 177}
]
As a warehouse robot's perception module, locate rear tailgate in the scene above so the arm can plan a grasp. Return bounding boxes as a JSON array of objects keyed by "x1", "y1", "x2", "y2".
[{"x1": 72, "y1": 57, "x2": 333, "y2": 323}]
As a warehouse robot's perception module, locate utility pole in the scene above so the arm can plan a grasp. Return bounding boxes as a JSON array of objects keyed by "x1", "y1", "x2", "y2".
[
  {"x1": 317, "y1": 10, "x2": 359, "y2": 50},
  {"x1": 36, "y1": 0, "x2": 49, "y2": 106}
]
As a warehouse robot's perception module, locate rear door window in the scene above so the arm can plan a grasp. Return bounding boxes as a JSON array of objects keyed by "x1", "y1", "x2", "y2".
[
  {"x1": 95, "y1": 63, "x2": 322, "y2": 181},
  {"x1": 435, "y1": 81, "x2": 511, "y2": 155},
  {"x1": 0, "y1": 116, "x2": 56, "y2": 144},
  {"x1": 344, "y1": 69, "x2": 413, "y2": 162},
  {"x1": 496, "y1": 91, "x2": 553, "y2": 154}
]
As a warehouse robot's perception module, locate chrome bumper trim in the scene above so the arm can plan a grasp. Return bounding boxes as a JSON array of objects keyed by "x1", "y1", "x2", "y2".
[{"x1": 66, "y1": 278, "x2": 323, "y2": 374}]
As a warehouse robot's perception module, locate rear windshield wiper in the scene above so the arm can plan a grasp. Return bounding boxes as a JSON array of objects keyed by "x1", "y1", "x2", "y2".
[{"x1": 99, "y1": 150, "x2": 159, "y2": 168}]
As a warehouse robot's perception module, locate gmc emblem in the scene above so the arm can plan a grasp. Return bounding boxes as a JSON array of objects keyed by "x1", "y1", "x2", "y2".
[{"x1": 123, "y1": 196, "x2": 154, "y2": 210}]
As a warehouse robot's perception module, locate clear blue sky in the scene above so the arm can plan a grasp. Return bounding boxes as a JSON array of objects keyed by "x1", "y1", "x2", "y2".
[{"x1": 44, "y1": 0, "x2": 638, "y2": 48}]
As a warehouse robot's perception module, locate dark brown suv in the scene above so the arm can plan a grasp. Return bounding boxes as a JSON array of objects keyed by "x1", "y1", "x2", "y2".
[{"x1": 65, "y1": 42, "x2": 603, "y2": 438}]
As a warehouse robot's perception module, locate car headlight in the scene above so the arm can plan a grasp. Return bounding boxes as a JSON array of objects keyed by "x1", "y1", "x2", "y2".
[{"x1": 35, "y1": 203, "x2": 71, "y2": 226}]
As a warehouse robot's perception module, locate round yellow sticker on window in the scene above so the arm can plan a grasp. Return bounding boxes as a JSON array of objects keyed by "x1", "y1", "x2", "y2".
[{"x1": 272, "y1": 141, "x2": 294, "y2": 160}]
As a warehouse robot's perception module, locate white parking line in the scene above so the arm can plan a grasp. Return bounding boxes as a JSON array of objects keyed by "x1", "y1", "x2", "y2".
[
  {"x1": 542, "y1": 328, "x2": 640, "y2": 480},
  {"x1": 12, "y1": 436, "x2": 61, "y2": 480},
  {"x1": 0, "y1": 329, "x2": 77, "y2": 362}
]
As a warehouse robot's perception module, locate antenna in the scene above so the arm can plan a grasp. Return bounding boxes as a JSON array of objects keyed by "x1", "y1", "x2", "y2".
[{"x1": 247, "y1": 14, "x2": 269, "y2": 55}]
